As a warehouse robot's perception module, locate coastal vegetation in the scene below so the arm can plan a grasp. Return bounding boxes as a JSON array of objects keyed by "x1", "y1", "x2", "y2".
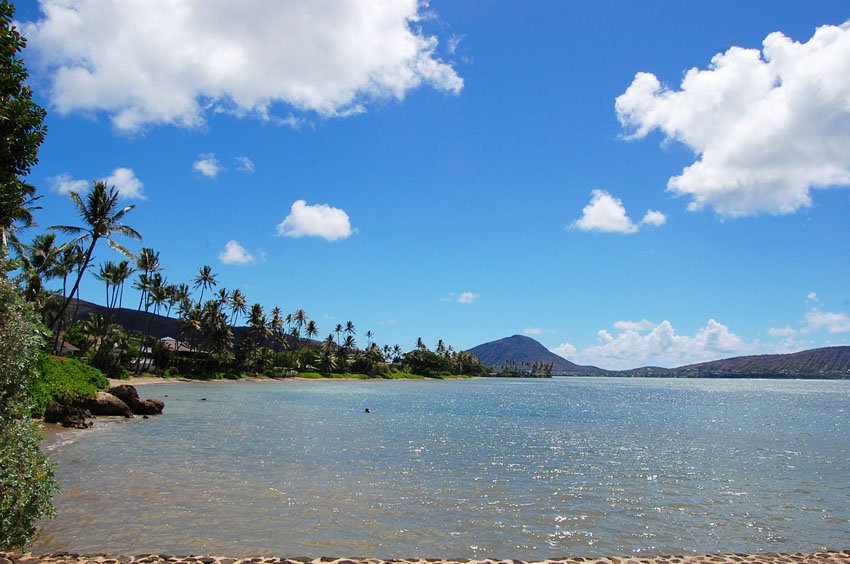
[{"x1": 0, "y1": 1, "x2": 56, "y2": 550}]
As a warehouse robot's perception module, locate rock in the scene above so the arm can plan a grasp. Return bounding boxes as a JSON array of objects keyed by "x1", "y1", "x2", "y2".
[
  {"x1": 108, "y1": 385, "x2": 164, "y2": 415},
  {"x1": 81, "y1": 391, "x2": 133, "y2": 417},
  {"x1": 44, "y1": 402, "x2": 91, "y2": 429}
]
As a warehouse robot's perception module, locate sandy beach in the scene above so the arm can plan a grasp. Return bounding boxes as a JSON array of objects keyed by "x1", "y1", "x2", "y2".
[{"x1": 3, "y1": 552, "x2": 848, "y2": 564}]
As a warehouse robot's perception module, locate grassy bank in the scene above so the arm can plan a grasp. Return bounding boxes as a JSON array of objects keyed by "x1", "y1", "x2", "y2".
[{"x1": 28, "y1": 356, "x2": 109, "y2": 416}]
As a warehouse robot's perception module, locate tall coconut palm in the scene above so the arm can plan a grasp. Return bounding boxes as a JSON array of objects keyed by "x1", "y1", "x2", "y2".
[
  {"x1": 268, "y1": 306, "x2": 284, "y2": 352},
  {"x1": 192, "y1": 265, "x2": 217, "y2": 307},
  {"x1": 50, "y1": 181, "x2": 141, "y2": 329},
  {"x1": 93, "y1": 260, "x2": 117, "y2": 312},
  {"x1": 112, "y1": 259, "x2": 134, "y2": 309},
  {"x1": 134, "y1": 247, "x2": 160, "y2": 310},
  {"x1": 292, "y1": 309, "x2": 307, "y2": 348},
  {"x1": 365, "y1": 330, "x2": 374, "y2": 347},
  {"x1": 344, "y1": 320, "x2": 356, "y2": 339},
  {"x1": 305, "y1": 319, "x2": 319, "y2": 348},
  {"x1": 334, "y1": 323, "x2": 343, "y2": 346},
  {"x1": 229, "y1": 288, "x2": 248, "y2": 326}
]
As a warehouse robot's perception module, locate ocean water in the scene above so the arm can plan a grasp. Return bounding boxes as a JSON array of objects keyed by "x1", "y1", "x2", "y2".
[{"x1": 34, "y1": 377, "x2": 850, "y2": 558}]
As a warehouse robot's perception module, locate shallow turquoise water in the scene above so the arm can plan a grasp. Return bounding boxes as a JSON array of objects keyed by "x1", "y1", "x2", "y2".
[{"x1": 35, "y1": 378, "x2": 850, "y2": 558}]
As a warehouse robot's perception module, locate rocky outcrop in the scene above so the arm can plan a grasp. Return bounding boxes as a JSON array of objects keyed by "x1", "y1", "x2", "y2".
[
  {"x1": 107, "y1": 385, "x2": 164, "y2": 415},
  {"x1": 43, "y1": 403, "x2": 91, "y2": 429},
  {"x1": 80, "y1": 391, "x2": 133, "y2": 417}
]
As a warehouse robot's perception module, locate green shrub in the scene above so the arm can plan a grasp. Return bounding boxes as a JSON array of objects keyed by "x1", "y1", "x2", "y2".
[
  {"x1": 162, "y1": 367, "x2": 181, "y2": 378},
  {"x1": 29, "y1": 356, "x2": 108, "y2": 416},
  {"x1": 298, "y1": 372, "x2": 324, "y2": 379}
]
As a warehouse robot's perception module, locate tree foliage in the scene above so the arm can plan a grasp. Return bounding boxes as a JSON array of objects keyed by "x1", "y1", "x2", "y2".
[
  {"x1": 0, "y1": 276, "x2": 57, "y2": 550},
  {"x1": 0, "y1": 0, "x2": 46, "y2": 254}
]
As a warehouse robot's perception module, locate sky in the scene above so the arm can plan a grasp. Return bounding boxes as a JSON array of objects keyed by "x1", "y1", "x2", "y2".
[{"x1": 12, "y1": 0, "x2": 850, "y2": 370}]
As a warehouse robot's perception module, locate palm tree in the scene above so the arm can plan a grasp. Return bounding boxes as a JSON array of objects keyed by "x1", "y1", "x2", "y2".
[
  {"x1": 292, "y1": 309, "x2": 307, "y2": 348},
  {"x1": 366, "y1": 330, "x2": 374, "y2": 347},
  {"x1": 334, "y1": 323, "x2": 343, "y2": 346},
  {"x1": 305, "y1": 319, "x2": 319, "y2": 348},
  {"x1": 229, "y1": 288, "x2": 247, "y2": 325},
  {"x1": 192, "y1": 265, "x2": 217, "y2": 307},
  {"x1": 93, "y1": 260, "x2": 117, "y2": 312},
  {"x1": 50, "y1": 181, "x2": 141, "y2": 329},
  {"x1": 134, "y1": 247, "x2": 160, "y2": 310},
  {"x1": 0, "y1": 180, "x2": 40, "y2": 257},
  {"x1": 268, "y1": 306, "x2": 284, "y2": 352},
  {"x1": 344, "y1": 320, "x2": 356, "y2": 339},
  {"x1": 112, "y1": 259, "x2": 134, "y2": 309},
  {"x1": 19, "y1": 232, "x2": 61, "y2": 303}
]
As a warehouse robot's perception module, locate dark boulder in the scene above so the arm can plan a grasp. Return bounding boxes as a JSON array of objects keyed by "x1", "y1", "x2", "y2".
[
  {"x1": 44, "y1": 402, "x2": 91, "y2": 429},
  {"x1": 107, "y1": 384, "x2": 164, "y2": 415},
  {"x1": 81, "y1": 391, "x2": 133, "y2": 417}
]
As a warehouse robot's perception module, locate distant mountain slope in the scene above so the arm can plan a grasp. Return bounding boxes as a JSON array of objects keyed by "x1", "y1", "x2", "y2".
[
  {"x1": 673, "y1": 346, "x2": 850, "y2": 378},
  {"x1": 467, "y1": 334, "x2": 604, "y2": 374},
  {"x1": 64, "y1": 299, "x2": 320, "y2": 347}
]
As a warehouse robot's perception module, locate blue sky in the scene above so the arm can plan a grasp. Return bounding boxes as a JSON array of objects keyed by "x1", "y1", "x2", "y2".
[{"x1": 14, "y1": 0, "x2": 850, "y2": 369}]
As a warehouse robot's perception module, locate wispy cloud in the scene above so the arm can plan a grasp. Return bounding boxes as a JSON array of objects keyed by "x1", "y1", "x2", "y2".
[
  {"x1": 235, "y1": 156, "x2": 255, "y2": 173},
  {"x1": 193, "y1": 153, "x2": 223, "y2": 178},
  {"x1": 49, "y1": 167, "x2": 145, "y2": 199}
]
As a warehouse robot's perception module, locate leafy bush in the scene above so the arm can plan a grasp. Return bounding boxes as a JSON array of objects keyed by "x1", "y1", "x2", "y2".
[
  {"x1": 298, "y1": 372, "x2": 324, "y2": 379},
  {"x1": 0, "y1": 418, "x2": 56, "y2": 550},
  {"x1": 29, "y1": 356, "x2": 108, "y2": 416}
]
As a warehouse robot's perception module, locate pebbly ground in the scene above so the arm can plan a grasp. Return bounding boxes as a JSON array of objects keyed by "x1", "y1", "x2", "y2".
[{"x1": 1, "y1": 552, "x2": 849, "y2": 564}]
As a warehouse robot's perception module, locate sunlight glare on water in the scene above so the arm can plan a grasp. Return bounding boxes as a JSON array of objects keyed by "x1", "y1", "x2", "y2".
[{"x1": 35, "y1": 378, "x2": 850, "y2": 558}]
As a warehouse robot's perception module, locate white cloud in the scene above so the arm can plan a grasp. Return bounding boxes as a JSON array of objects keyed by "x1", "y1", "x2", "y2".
[
  {"x1": 572, "y1": 190, "x2": 637, "y2": 234},
  {"x1": 552, "y1": 342, "x2": 577, "y2": 358},
  {"x1": 447, "y1": 34, "x2": 463, "y2": 55},
  {"x1": 769, "y1": 326, "x2": 798, "y2": 338},
  {"x1": 807, "y1": 291, "x2": 819, "y2": 303},
  {"x1": 523, "y1": 327, "x2": 552, "y2": 335},
  {"x1": 49, "y1": 168, "x2": 144, "y2": 199},
  {"x1": 613, "y1": 319, "x2": 656, "y2": 331},
  {"x1": 573, "y1": 319, "x2": 750, "y2": 370},
  {"x1": 440, "y1": 291, "x2": 480, "y2": 303},
  {"x1": 49, "y1": 173, "x2": 88, "y2": 195},
  {"x1": 277, "y1": 199, "x2": 353, "y2": 241},
  {"x1": 616, "y1": 21, "x2": 850, "y2": 217},
  {"x1": 218, "y1": 240, "x2": 255, "y2": 265},
  {"x1": 457, "y1": 291, "x2": 479, "y2": 304},
  {"x1": 193, "y1": 153, "x2": 223, "y2": 178},
  {"x1": 22, "y1": 1, "x2": 463, "y2": 132},
  {"x1": 235, "y1": 156, "x2": 255, "y2": 173},
  {"x1": 640, "y1": 209, "x2": 666, "y2": 227},
  {"x1": 104, "y1": 167, "x2": 145, "y2": 199},
  {"x1": 803, "y1": 308, "x2": 850, "y2": 334},
  {"x1": 571, "y1": 190, "x2": 664, "y2": 234}
]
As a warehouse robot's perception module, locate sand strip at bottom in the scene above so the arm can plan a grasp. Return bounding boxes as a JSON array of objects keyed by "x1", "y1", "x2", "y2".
[{"x1": 1, "y1": 551, "x2": 849, "y2": 564}]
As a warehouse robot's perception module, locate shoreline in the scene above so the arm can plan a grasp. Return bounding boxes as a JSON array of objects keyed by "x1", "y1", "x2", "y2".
[{"x1": 3, "y1": 552, "x2": 849, "y2": 564}]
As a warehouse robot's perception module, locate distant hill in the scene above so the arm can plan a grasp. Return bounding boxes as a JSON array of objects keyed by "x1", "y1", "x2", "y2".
[
  {"x1": 467, "y1": 334, "x2": 604, "y2": 375},
  {"x1": 671, "y1": 346, "x2": 850, "y2": 378},
  {"x1": 467, "y1": 334, "x2": 850, "y2": 379},
  {"x1": 62, "y1": 299, "x2": 320, "y2": 347}
]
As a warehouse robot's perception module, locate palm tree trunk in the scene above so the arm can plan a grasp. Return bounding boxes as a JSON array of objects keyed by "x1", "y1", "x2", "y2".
[{"x1": 51, "y1": 237, "x2": 97, "y2": 333}]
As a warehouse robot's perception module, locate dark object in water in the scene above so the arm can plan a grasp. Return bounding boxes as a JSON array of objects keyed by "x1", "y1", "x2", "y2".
[
  {"x1": 200, "y1": 397, "x2": 207, "y2": 401},
  {"x1": 364, "y1": 408, "x2": 371, "y2": 413}
]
